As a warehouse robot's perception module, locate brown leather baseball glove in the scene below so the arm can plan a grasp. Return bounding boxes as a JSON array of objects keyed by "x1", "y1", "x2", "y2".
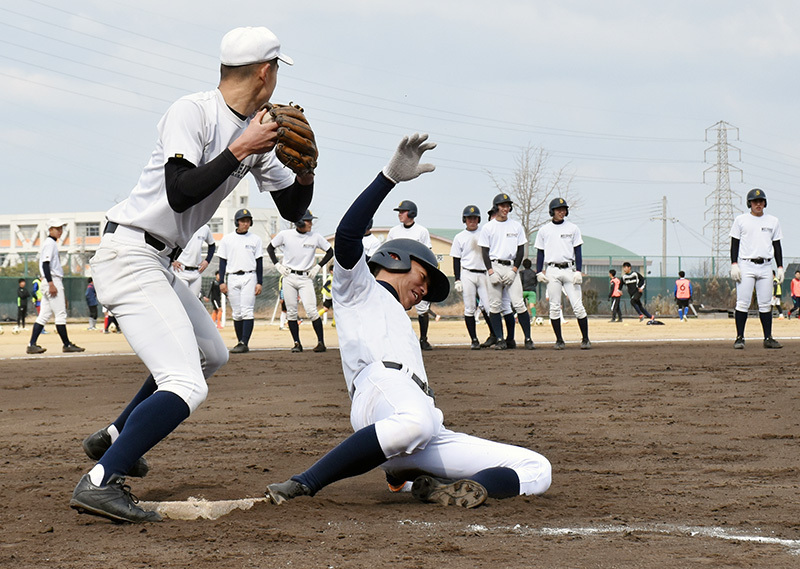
[{"x1": 264, "y1": 102, "x2": 318, "y2": 177}]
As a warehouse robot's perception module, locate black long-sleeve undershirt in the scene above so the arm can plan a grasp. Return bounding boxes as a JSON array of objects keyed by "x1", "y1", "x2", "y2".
[{"x1": 335, "y1": 173, "x2": 395, "y2": 270}]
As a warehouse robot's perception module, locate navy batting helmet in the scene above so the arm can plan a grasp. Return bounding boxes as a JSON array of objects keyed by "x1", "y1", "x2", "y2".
[
  {"x1": 393, "y1": 200, "x2": 418, "y2": 219},
  {"x1": 462, "y1": 205, "x2": 481, "y2": 223},
  {"x1": 492, "y1": 193, "x2": 513, "y2": 211},
  {"x1": 234, "y1": 208, "x2": 253, "y2": 223},
  {"x1": 549, "y1": 197, "x2": 569, "y2": 217},
  {"x1": 746, "y1": 188, "x2": 767, "y2": 208},
  {"x1": 368, "y1": 238, "x2": 449, "y2": 302},
  {"x1": 295, "y1": 209, "x2": 316, "y2": 228}
]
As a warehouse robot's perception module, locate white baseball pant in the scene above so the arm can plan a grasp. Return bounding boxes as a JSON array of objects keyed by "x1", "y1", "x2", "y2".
[
  {"x1": 36, "y1": 277, "x2": 67, "y2": 326},
  {"x1": 350, "y1": 362, "x2": 552, "y2": 496},
  {"x1": 283, "y1": 271, "x2": 320, "y2": 321},
  {"x1": 544, "y1": 265, "x2": 587, "y2": 320},
  {"x1": 736, "y1": 259, "x2": 773, "y2": 313},
  {"x1": 90, "y1": 229, "x2": 228, "y2": 413},
  {"x1": 487, "y1": 262, "x2": 526, "y2": 314},
  {"x1": 461, "y1": 270, "x2": 490, "y2": 318},
  {"x1": 227, "y1": 272, "x2": 257, "y2": 320},
  {"x1": 175, "y1": 268, "x2": 202, "y2": 297}
]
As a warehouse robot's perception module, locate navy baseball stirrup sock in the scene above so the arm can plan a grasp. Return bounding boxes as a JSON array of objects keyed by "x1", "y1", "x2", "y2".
[
  {"x1": 470, "y1": 467, "x2": 520, "y2": 499},
  {"x1": 735, "y1": 310, "x2": 748, "y2": 337},
  {"x1": 464, "y1": 315, "x2": 477, "y2": 340},
  {"x1": 29, "y1": 322, "x2": 44, "y2": 345},
  {"x1": 233, "y1": 319, "x2": 244, "y2": 342},
  {"x1": 287, "y1": 320, "x2": 300, "y2": 342},
  {"x1": 503, "y1": 313, "x2": 516, "y2": 341},
  {"x1": 418, "y1": 313, "x2": 429, "y2": 340},
  {"x1": 759, "y1": 311, "x2": 773, "y2": 338},
  {"x1": 293, "y1": 424, "x2": 386, "y2": 495},
  {"x1": 577, "y1": 316, "x2": 588, "y2": 340},
  {"x1": 113, "y1": 374, "x2": 157, "y2": 431},
  {"x1": 489, "y1": 313, "x2": 504, "y2": 339},
  {"x1": 242, "y1": 319, "x2": 254, "y2": 345},
  {"x1": 312, "y1": 317, "x2": 324, "y2": 342},
  {"x1": 56, "y1": 324, "x2": 70, "y2": 346},
  {"x1": 517, "y1": 310, "x2": 531, "y2": 338},
  {"x1": 551, "y1": 317, "x2": 563, "y2": 342},
  {"x1": 99, "y1": 391, "x2": 190, "y2": 485}
]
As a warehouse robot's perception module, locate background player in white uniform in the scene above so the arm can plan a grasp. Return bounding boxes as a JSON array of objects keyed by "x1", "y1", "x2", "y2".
[
  {"x1": 729, "y1": 188, "x2": 784, "y2": 349},
  {"x1": 172, "y1": 224, "x2": 216, "y2": 297},
  {"x1": 267, "y1": 209, "x2": 333, "y2": 352},
  {"x1": 387, "y1": 200, "x2": 435, "y2": 350},
  {"x1": 451, "y1": 205, "x2": 491, "y2": 350},
  {"x1": 266, "y1": 133, "x2": 551, "y2": 509},
  {"x1": 70, "y1": 26, "x2": 314, "y2": 523},
  {"x1": 534, "y1": 198, "x2": 591, "y2": 350},
  {"x1": 26, "y1": 219, "x2": 85, "y2": 354},
  {"x1": 362, "y1": 218, "x2": 382, "y2": 259},
  {"x1": 478, "y1": 194, "x2": 535, "y2": 350},
  {"x1": 218, "y1": 208, "x2": 263, "y2": 353}
]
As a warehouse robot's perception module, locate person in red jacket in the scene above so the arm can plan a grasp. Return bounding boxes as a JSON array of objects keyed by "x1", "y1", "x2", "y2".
[
  {"x1": 788, "y1": 270, "x2": 800, "y2": 319},
  {"x1": 674, "y1": 271, "x2": 693, "y2": 322}
]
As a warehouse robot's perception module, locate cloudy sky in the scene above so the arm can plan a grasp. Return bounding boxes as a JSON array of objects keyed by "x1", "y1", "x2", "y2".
[{"x1": 3, "y1": 0, "x2": 800, "y2": 271}]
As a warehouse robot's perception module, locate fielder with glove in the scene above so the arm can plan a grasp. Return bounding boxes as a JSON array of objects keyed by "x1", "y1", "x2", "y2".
[{"x1": 534, "y1": 198, "x2": 591, "y2": 350}]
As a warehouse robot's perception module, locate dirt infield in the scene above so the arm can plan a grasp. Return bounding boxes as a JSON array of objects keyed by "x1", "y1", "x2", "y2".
[{"x1": 2, "y1": 319, "x2": 800, "y2": 568}]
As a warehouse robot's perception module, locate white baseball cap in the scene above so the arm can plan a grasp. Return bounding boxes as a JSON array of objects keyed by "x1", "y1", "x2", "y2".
[
  {"x1": 47, "y1": 218, "x2": 66, "y2": 229},
  {"x1": 220, "y1": 27, "x2": 294, "y2": 66}
]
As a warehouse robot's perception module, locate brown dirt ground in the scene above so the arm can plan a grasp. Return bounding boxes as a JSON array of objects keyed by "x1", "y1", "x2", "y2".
[{"x1": 2, "y1": 317, "x2": 800, "y2": 568}]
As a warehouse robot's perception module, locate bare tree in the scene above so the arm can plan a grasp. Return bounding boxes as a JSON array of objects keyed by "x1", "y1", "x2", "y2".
[{"x1": 488, "y1": 145, "x2": 576, "y2": 250}]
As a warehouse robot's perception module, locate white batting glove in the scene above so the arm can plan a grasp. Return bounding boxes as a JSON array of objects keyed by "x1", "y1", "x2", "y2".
[
  {"x1": 536, "y1": 272, "x2": 549, "y2": 284},
  {"x1": 730, "y1": 263, "x2": 741, "y2": 283},
  {"x1": 275, "y1": 263, "x2": 291, "y2": 277},
  {"x1": 489, "y1": 271, "x2": 503, "y2": 285},
  {"x1": 454, "y1": 280, "x2": 463, "y2": 293},
  {"x1": 776, "y1": 266, "x2": 785, "y2": 282},
  {"x1": 308, "y1": 265, "x2": 321, "y2": 279},
  {"x1": 573, "y1": 272, "x2": 583, "y2": 285},
  {"x1": 382, "y1": 133, "x2": 437, "y2": 183}
]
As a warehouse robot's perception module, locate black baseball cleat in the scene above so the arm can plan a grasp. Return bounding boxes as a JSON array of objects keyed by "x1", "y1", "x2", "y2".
[
  {"x1": 63, "y1": 343, "x2": 85, "y2": 353},
  {"x1": 83, "y1": 427, "x2": 150, "y2": 478},
  {"x1": 266, "y1": 479, "x2": 312, "y2": 505},
  {"x1": 230, "y1": 342, "x2": 249, "y2": 353},
  {"x1": 580, "y1": 339, "x2": 592, "y2": 350},
  {"x1": 494, "y1": 339, "x2": 508, "y2": 350},
  {"x1": 420, "y1": 338, "x2": 433, "y2": 351},
  {"x1": 312, "y1": 342, "x2": 326, "y2": 353},
  {"x1": 505, "y1": 339, "x2": 516, "y2": 349},
  {"x1": 26, "y1": 344, "x2": 46, "y2": 354},
  {"x1": 480, "y1": 335, "x2": 497, "y2": 348},
  {"x1": 733, "y1": 336, "x2": 745, "y2": 349},
  {"x1": 70, "y1": 474, "x2": 162, "y2": 523},
  {"x1": 411, "y1": 475, "x2": 487, "y2": 509},
  {"x1": 524, "y1": 338, "x2": 535, "y2": 350},
  {"x1": 291, "y1": 342, "x2": 303, "y2": 353},
  {"x1": 554, "y1": 340, "x2": 566, "y2": 350},
  {"x1": 470, "y1": 338, "x2": 481, "y2": 350},
  {"x1": 763, "y1": 337, "x2": 783, "y2": 349}
]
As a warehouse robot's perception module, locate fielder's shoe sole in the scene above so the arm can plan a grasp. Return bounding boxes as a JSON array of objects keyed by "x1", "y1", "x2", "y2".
[
  {"x1": 265, "y1": 479, "x2": 312, "y2": 505},
  {"x1": 411, "y1": 475, "x2": 487, "y2": 509},
  {"x1": 70, "y1": 474, "x2": 161, "y2": 523},
  {"x1": 83, "y1": 427, "x2": 150, "y2": 478}
]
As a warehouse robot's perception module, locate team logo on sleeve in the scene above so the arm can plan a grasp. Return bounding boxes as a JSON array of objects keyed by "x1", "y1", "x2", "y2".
[{"x1": 233, "y1": 163, "x2": 251, "y2": 179}]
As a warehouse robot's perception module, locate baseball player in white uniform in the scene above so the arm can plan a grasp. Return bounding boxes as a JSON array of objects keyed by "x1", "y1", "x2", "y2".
[
  {"x1": 362, "y1": 218, "x2": 382, "y2": 259},
  {"x1": 534, "y1": 198, "x2": 591, "y2": 350},
  {"x1": 451, "y1": 205, "x2": 491, "y2": 350},
  {"x1": 26, "y1": 219, "x2": 85, "y2": 354},
  {"x1": 172, "y1": 225, "x2": 216, "y2": 297},
  {"x1": 219, "y1": 208, "x2": 263, "y2": 353},
  {"x1": 387, "y1": 200, "x2": 435, "y2": 350},
  {"x1": 70, "y1": 26, "x2": 314, "y2": 523},
  {"x1": 266, "y1": 133, "x2": 551, "y2": 509},
  {"x1": 478, "y1": 194, "x2": 535, "y2": 350},
  {"x1": 729, "y1": 188, "x2": 784, "y2": 349},
  {"x1": 267, "y1": 209, "x2": 333, "y2": 352}
]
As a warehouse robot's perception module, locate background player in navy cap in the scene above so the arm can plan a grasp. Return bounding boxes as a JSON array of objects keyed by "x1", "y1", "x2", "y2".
[
  {"x1": 219, "y1": 208, "x2": 263, "y2": 353},
  {"x1": 70, "y1": 25, "x2": 313, "y2": 523},
  {"x1": 266, "y1": 134, "x2": 551, "y2": 509}
]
